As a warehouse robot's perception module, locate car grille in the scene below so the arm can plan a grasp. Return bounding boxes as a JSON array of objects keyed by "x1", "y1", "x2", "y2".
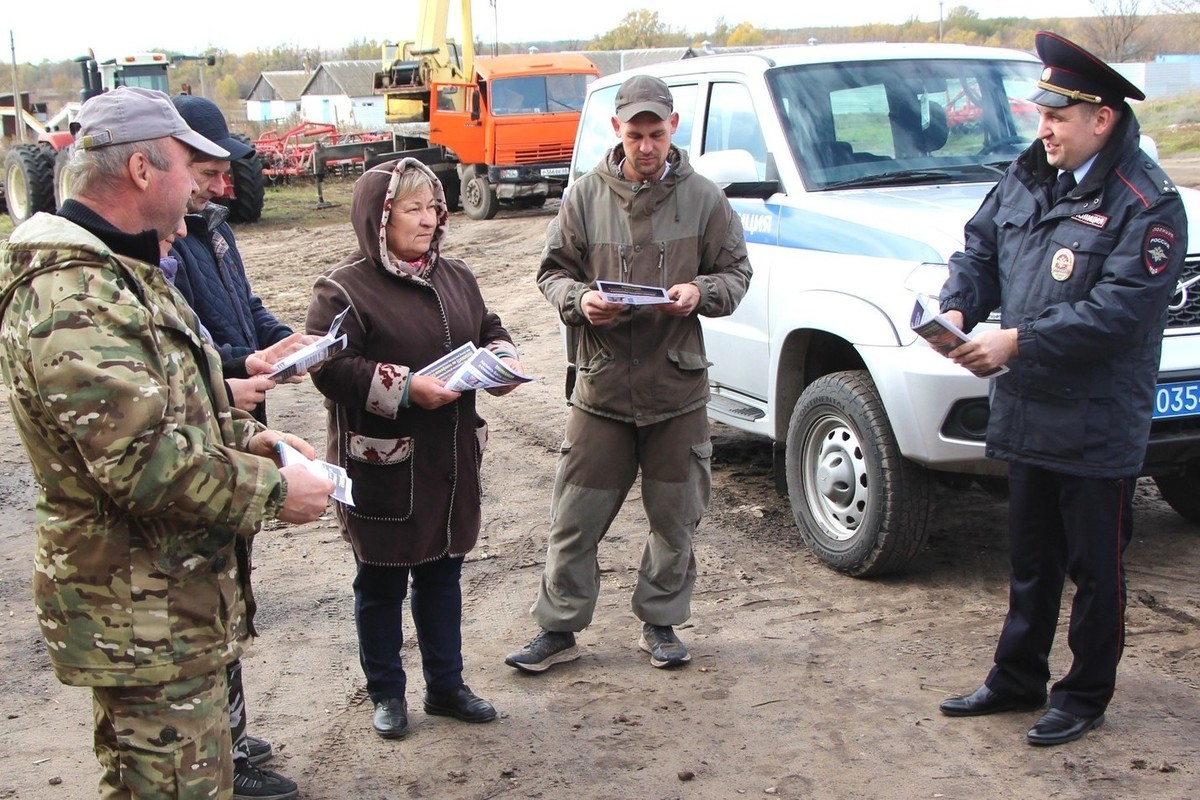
[{"x1": 1168, "y1": 254, "x2": 1200, "y2": 330}]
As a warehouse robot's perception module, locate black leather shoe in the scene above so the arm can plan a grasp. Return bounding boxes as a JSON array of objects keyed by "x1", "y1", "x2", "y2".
[
  {"x1": 1026, "y1": 708, "x2": 1104, "y2": 746},
  {"x1": 939, "y1": 684, "x2": 1045, "y2": 717},
  {"x1": 372, "y1": 697, "x2": 409, "y2": 739},
  {"x1": 424, "y1": 684, "x2": 497, "y2": 723}
]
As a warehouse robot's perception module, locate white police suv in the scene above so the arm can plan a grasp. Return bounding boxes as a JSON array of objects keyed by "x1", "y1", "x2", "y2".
[{"x1": 567, "y1": 43, "x2": 1200, "y2": 576}]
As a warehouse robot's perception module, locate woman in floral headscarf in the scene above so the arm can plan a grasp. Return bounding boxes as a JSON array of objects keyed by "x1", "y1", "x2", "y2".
[{"x1": 306, "y1": 158, "x2": 522, "y2": 740}]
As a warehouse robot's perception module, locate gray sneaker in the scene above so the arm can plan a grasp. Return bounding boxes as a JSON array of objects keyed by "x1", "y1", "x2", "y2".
[
  {"x1": 504, "y1": 629, "x2": 580, "y2": 673},
  {"x1": 639, "y1": 623, "x2": 691, "y2": 668}
]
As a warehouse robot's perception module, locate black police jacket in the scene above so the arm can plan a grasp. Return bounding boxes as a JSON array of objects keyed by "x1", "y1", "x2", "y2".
[{"x1": 941, "y1": 109, "x2": 1189, "y2": 477}]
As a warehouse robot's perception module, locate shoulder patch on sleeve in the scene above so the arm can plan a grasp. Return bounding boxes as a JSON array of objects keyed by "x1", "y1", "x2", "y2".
[{"x1": 1144, "y1": 224, "x2": 1176, "y2": 276}]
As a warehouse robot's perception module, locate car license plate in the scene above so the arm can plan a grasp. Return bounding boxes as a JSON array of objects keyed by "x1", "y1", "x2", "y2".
[{"x1": 1154, "y1": 380, "x2": 1200, "y2": 419}]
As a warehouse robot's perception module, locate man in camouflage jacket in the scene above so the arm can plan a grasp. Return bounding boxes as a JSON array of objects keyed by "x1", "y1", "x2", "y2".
[{"x1": 0, "y1": 87, "x2": 332, "y2": 798}]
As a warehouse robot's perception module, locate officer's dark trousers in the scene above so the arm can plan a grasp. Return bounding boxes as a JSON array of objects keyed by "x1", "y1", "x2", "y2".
[
  {"x1": 986, "y1": 463, "x2": 1134, "y2": 719},
  {"x1": 353, "y1": 556, "x2": 465, "y2": 704}
]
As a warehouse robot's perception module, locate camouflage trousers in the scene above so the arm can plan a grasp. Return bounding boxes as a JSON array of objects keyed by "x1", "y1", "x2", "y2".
[{"x1": 92, "y1": 669, "x2": 233, "y2": 799}]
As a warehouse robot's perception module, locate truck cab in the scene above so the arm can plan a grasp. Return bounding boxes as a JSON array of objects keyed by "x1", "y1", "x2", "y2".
[{"x1": 568, "y1": 44, "x2": 1200, "y2": 576}]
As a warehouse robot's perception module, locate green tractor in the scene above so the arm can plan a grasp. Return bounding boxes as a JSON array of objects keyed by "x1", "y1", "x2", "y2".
[{"x1": 3, "y1": 50, "x2": 264, "y2": 227}]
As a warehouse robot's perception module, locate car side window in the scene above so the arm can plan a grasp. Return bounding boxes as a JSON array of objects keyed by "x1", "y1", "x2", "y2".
[
  {"x1": 702, "y1": 82, "x2": 766, "y2": 178},
  {"x1": 668, "y1": 83, "x2": 699, "y2": 154}
]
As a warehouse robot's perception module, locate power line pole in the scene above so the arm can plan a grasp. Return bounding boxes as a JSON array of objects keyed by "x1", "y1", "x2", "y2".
[{"x1": 9, "y1": 29, "x2": 24, "y2": 143}]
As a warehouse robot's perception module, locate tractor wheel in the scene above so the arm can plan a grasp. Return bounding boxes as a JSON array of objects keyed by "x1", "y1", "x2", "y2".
[
  {"x1": 461, "y1": 173, "x2": 498, "y2": 220},
  {"x1": 54, "y1": 145, "x2": 76, "y2": 209},
  {"x1": 221, "y1": 134, "x2": 266, "y2": 223},
  {"x1": 4, "y1": 144, "x2": 57, "y2": 225}
]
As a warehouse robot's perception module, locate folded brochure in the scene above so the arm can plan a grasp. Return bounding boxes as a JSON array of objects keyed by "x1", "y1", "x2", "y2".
[
  {"x1": 275, "y1": 440, "x2": 355, "y2": 506},
  {"x1": 910, "y1": 293, "x2": 1008, "y2": 378},
  {"x1": 416, "y1": 342, "x2": 533, "y2": 392},
  {"x1": 270, "y1": 307, "x2": 351, "y2": 380},
  {"x1": 595, "y1": 280, "x2": 673, "y2": 305}
]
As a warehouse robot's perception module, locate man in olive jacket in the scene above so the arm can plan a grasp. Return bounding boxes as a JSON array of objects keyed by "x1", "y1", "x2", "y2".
[
  {"x1": 0, "y1": 87, "x2": 332, "y2": 798},
  {"x1": 507, "y1": 75, "x2": 751, "y2": 673}
]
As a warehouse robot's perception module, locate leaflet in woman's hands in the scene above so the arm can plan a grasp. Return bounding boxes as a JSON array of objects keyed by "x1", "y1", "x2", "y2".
[{"x1": 417, "y1": 342, "x2": 534, "y2": 392}]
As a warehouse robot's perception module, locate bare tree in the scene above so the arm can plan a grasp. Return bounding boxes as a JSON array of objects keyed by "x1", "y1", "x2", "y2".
[
  {"x1": 1158, "y1": 0, "x2": 1200, "y2": 37},
  {"x1": 1085, "y1": 0, "x2": 1144, "y2": 61}
]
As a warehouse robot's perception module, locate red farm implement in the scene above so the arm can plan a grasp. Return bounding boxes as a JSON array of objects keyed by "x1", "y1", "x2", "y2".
[{"x1": 254, "y1": 122, "x2": 400, "y2": 180}]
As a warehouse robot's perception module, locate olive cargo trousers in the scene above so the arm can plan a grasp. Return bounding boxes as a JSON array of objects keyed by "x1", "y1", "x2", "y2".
[{"x1": 533, "y1": 406, "x2": 711, "y2": 632}]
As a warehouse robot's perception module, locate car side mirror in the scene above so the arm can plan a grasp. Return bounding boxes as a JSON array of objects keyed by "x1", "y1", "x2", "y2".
[{"x1": 693, "y1": 149, "x2": 779, "y2": 199}]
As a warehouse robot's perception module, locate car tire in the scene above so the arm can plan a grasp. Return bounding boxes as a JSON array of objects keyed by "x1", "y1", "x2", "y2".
[
  {"x1": 786, "y1": 370, "x2": 932, "y2": 577},
  {"x1": 1154, "y1": 461, "x2": 1200, "y2": 523}
]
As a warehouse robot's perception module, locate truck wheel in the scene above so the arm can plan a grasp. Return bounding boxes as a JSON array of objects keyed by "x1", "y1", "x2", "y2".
[
  {"x1": 4, "y1": 144, "x2": 56, "y2": 225},
  {"x1": 462, "y1": 174, "x2": 498, "y2": 220},
  {"x1": 221, "y1": 134, "x2": 266, "y2": 223},
  {"x1": 1154, "y1": 462, "x2": 1200, "y2": 522},
  {"x1": 54, "y1": 145, "x2": 75, "y2": 209},
  {"x1": 785, "y1": 370, "x2": 932, "y2": 577}
]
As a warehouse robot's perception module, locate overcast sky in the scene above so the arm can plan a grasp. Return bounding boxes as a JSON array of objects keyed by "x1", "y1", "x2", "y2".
[{"x1": 7, "y1": 1, "x2": 1106, "y2": 64}]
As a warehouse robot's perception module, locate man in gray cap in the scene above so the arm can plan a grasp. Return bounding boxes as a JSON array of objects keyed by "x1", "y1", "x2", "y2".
[
  {"x1": 506, "y1": 73, "x2": 751, "y2": 673},
  {"x1": 0, "y1": 85, "x2": 334, "y2": 797},
  {"x1": 935, "y1": 32, "x2": 1188, "y2": 745},
  {"x1": 168, "y1": 94, "x2": 305, "y2": 800}
]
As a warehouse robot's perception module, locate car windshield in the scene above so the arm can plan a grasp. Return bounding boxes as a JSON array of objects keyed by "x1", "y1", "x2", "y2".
[{"x1": 766, "y1": 58, "x2": 1042, "y2": 190}]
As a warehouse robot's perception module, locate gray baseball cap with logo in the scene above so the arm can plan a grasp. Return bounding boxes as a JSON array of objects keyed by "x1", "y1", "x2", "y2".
[{"x1": 71, "y1": 86, "x2": 229, "y2": 158}]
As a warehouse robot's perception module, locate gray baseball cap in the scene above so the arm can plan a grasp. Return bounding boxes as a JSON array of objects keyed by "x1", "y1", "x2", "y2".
[
  {"x1": 615, "y1": 74, "x2": 674, "y2": 122},
  {"x1": 72, "y1": 86, "x2": 229, "y2": 158}
]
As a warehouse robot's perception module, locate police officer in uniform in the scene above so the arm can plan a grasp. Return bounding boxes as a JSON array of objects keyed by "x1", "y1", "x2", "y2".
[{"x1": 934, "y1": 32, "x2": 1188, "y2": 745}]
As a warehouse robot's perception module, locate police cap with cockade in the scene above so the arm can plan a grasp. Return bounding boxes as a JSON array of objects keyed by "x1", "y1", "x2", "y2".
[{"x1": 1028, "y1": 31, "x2": 1145, "y2": 108}]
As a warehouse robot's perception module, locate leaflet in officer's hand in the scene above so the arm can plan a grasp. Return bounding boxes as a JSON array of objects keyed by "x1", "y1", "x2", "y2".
[
  {"x1": 596, "y1": 280, "x2": 673, "y2": 305},
  {"x1": 270, "y1": 307, "x2": 351, "y2": 380},
  {"x1": 910, "y1": 293, "x2": 1008, "y2": 378},
  {"x1": 275, "y1": 439, "x2": 355, "y2": 506},
  {"x1": 416, "y1": 342, "x2": 534, "y2": 392}
]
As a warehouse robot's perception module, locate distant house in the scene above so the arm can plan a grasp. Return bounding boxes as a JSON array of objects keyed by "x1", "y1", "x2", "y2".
[
  {"x1": 299, "y1": 60, "x2": 384, "y2": 129},
  {"x1": 245, "y1": 70, "x2": 308, "y2": 123}
]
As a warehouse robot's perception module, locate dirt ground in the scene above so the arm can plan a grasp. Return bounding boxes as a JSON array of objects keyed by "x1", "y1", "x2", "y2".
[{"x1": 2, "y1": 170, "x2": 1200, "y2": 800}]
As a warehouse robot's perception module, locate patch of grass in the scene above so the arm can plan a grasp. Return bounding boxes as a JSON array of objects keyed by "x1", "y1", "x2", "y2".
[
  {"x1": 1136, "y1": 91, "x2": 1200, "y2": 158},
  {"x1": 252, "y1": 175, "x2": 356, "y2": 232}
]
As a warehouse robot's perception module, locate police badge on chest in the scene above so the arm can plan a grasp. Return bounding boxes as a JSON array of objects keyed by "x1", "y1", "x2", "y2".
[{"x1": 1051, "y1": 247, "x2": 1075, "y2": 281}]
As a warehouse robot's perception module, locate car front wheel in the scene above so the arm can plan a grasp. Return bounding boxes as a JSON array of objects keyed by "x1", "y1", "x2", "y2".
[{"x1": 785, "y1": 370, "x2": 932, "y2": 577}]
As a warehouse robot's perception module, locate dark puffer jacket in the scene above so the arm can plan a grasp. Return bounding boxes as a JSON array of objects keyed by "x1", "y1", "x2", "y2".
[{"x1": 171, "y1": 203, "x2": 293, "y2": 362}]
